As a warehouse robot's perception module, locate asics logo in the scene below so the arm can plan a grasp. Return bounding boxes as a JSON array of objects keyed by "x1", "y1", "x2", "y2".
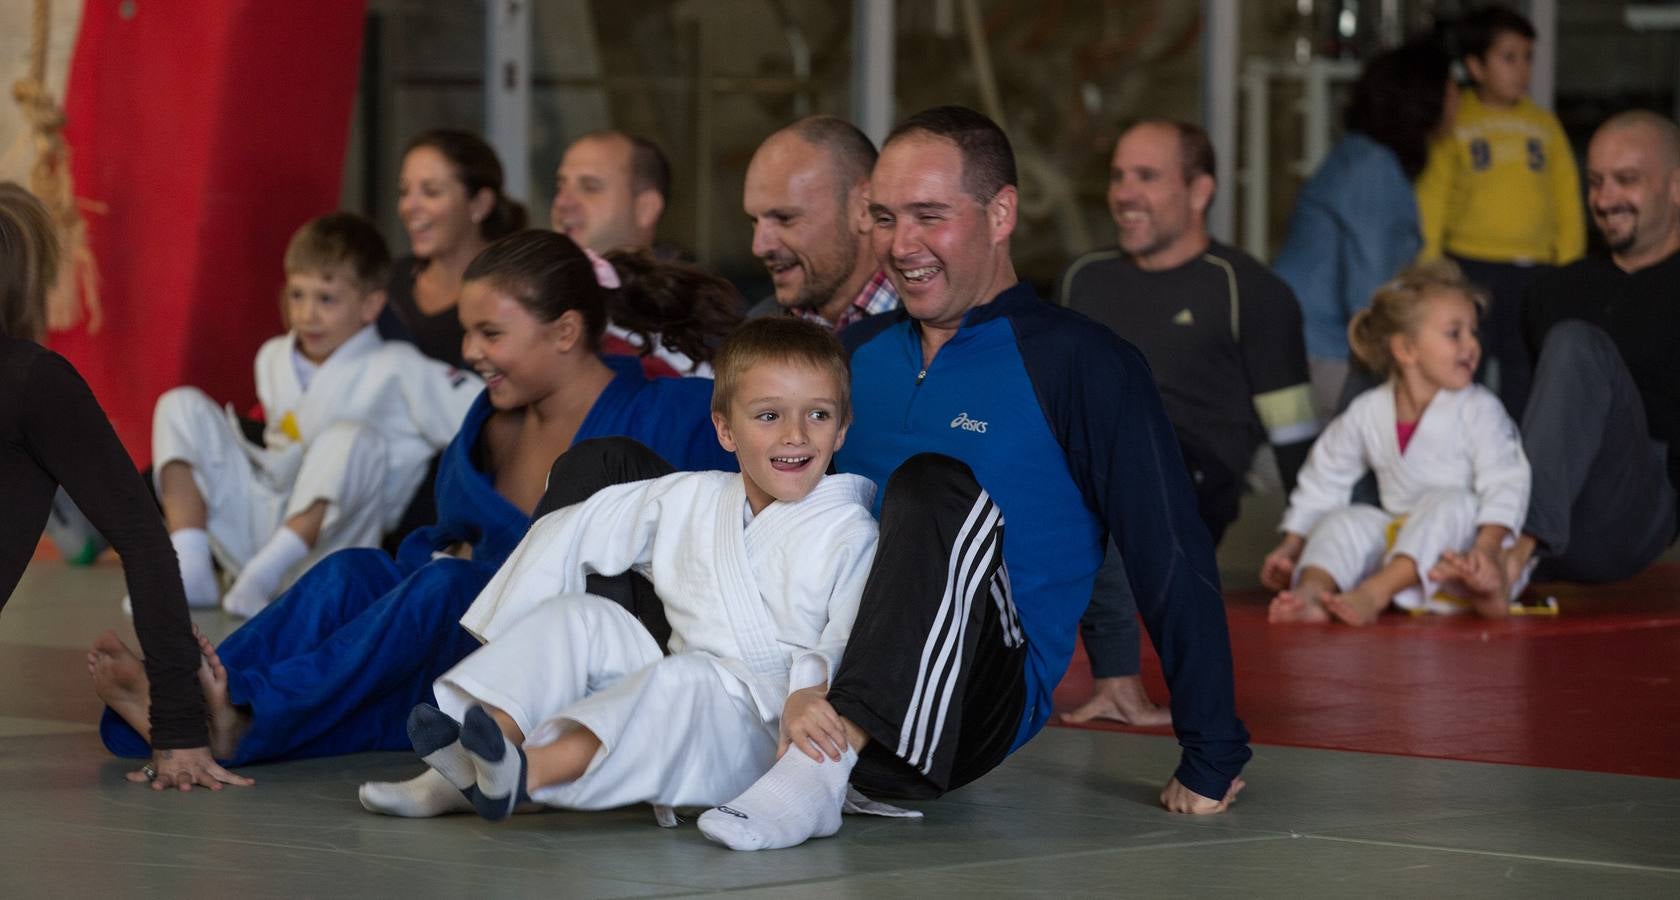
[{"x1": 949, "y1": 412, "x2": 989, "y2": 433}]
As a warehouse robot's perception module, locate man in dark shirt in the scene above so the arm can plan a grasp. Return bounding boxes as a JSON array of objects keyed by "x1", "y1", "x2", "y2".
[
  {"x1": 1442, "y1": 110, "x2": 1679, "y2": 601},
  {"x1": 1059, "y1": 121, "x2": 1316, "y2": 726}
]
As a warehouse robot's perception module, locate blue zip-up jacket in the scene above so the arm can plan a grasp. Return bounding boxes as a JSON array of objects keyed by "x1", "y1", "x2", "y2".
[
  {"x1": 838, "y1": 282, "x2": 1251, "y2": 800},
  {"x1": 1274, "y1": 132, "x2": 1421, "y2": 361}
]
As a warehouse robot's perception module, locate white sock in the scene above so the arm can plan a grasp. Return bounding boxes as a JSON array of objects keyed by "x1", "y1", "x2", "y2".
[
  {"x1": 170, "y1": 528, "x2": 221, "y2": 609},
  {"x1": 358, "y1": 770, "x2": 474, "y2": 818},
  {"x1": 223, "y1": 527, "x2": 309, "y2": 618},
  {"x1": 698, "y1": 747, "x2": 856, "y2": 851}
]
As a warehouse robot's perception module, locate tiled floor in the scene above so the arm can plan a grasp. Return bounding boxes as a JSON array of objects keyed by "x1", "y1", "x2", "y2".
[{"x1": 3, "y1": 496, "x2": 1679, "y2": 897}]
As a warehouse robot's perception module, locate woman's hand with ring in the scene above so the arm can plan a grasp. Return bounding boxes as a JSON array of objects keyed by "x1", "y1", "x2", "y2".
[{"x1": 128, "y1": 747, "x2": 254, "y2": 791}]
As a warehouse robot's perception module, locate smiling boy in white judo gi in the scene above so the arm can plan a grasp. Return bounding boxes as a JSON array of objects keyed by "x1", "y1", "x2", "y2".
[
  {"x1": 150, "y1": 213, "x2": 480, "y2": 617},
  {"x1": 360, "y1": 316, "x2": 880, "y2": 824}
]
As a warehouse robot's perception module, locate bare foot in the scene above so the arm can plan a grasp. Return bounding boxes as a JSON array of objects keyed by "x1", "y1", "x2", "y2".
[
  {"x1": 1502, "y1": 539, "x2": 1539, "y2": 602},
  {"x1": 1431, "y1": 550, "x2": 1509, "y2": 619},
  {"x1": 1268, "y1": 589, "x2": 1330, "y2": 624},
  {"x1": 192, "y1": 626, "x2": 251, "y2": 759},
  {"x1": 1061, "y1": 675, "x2": 1172, "y2": 726},
  {"x1": 1324, "y1": 584, "x2": 1388, "y2": 626},
  {"x1": 89, "y1": 630, "x2": 151, "y2": 743}
]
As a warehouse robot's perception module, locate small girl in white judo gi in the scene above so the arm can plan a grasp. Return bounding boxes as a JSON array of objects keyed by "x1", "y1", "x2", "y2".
[
  {"x1": 1264, "y1": 260, "x2": 1531, "y2": 625},
  {"x1": 358, "y1": 317, "x2": 880, "y2": 825},
  {"x1": 150, "y1": 213, "x2": 479, "y2": 617}
]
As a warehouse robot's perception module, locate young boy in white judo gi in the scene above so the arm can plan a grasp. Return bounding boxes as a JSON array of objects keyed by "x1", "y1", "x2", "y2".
[
  {"x1": 151, "y1": 213, "x2": 480, "y2": 617},
  {"x1": 358, "y1": 316, "x2": 880, "y2": 824},
  {"x1": 1264, "y1": 260, "x2": 1531, "y2": 625}
]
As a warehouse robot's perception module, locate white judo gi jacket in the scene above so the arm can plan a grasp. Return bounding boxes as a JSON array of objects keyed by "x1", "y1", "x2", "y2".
[
  {"x1": 152, "y1": 324, "x2": 480, "y2": 576},
  {"x1": 248, "y1": 325, "x2": 480, "y2": 521},
  {"x1": 1279, "y1": 383, "x2": 1530, "y2": 610},
  {"x1": 446, "y1": 470, "x2": 879, "y2": 811},
  {"x1": 1281, "y1": 383, "x2": 1530, "y2": 538},
  {"x1": 461, "y1": 470, "x2": 879, "y2": 717}
]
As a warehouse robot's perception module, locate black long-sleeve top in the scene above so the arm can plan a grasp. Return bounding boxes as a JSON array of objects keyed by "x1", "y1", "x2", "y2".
[
  {"x1": 1060, "y1": 241, "x2": 1319, "y2": 492},
  {"x1": 1, "y1": 337, "x2": 206, "y2": 749},
  {"x1": 377, "y1": 256, "x2": 467, "y2": 369}
]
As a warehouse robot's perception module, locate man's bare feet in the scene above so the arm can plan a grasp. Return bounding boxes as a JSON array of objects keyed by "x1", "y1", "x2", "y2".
[
  {"x1": 1324, "y1": 583, "x2": 1388, "y2": 626},
  {"x1": 1061, "y1": 675, "x2": 1172, "y2": 726},
  {"x1": 88, "y1": 630, "x2": 151, "y2": 743},
  {"x1": 1161, "y1": 775, "x2": 1246, "y2": 814},
  {"x1": 1268, "y1": 588, "x2": 1330, "y2": 624},
  {"x1": 192, "y1": 626, "x2": 251, "y2": 759}
]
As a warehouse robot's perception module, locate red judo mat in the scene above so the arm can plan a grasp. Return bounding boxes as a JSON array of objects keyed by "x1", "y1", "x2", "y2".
[{"x1": 1052, "y1": 563, "x2": 1680, "y2": 779}]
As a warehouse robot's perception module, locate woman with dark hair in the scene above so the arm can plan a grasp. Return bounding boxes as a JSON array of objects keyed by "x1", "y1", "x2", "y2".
[
  {"x1": 93, "y1": 230, "x2": 739, "y2": 767},
  {"x1": 0, "y1": 183, "x2": 250, "y2": 791},
  {"x1": 1274, "y1": 38, "x2": 1459, "y2": 415},
  {"x1": 384, "y1": 129, "x2": 528, "y2": 367}
]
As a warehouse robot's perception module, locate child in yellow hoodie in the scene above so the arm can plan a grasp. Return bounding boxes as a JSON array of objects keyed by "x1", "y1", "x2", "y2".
[{"x1": 1416, "y1": 4, "x2": 1584, "y2": 417}]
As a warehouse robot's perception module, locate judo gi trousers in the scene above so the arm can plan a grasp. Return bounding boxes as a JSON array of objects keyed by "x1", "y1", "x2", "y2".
[
  {"x1": 435, "y1": 595, "x2": 776, "y2": 809},
  {"x1": 1523, "y1": 322, "x2": 1677, "y2": 582},
  {"x1": 1293, "y1": 489, "x2": 1480, "y2": 613},
  {"x1": 826, "y1": 453, "x2": 1026, "y2": 800},
  {"x1": 152, "y1": 386, "x2": 391, "y2": 578},
  {"x1": 98, "y1": 545, "x2": 495, "y2": 763}
]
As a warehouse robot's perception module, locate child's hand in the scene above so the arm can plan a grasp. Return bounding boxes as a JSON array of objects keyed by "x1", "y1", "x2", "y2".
[
  {"x1": 779, "y1": 686, "x2": 849, "y2": 763},
  {"x1": 1259, "y1": 536, "x2": 1304, "y2": 592}
]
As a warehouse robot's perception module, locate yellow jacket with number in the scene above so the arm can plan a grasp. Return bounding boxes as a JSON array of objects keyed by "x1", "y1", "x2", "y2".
[{"x1": 1416, "y1": 91, "x2": 1585, "y2": 265}]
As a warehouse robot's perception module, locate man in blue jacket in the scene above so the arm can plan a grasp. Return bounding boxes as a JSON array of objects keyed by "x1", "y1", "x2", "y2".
[{"x1": 699, "y1": 106, "x2": 1251, "y2": 852}]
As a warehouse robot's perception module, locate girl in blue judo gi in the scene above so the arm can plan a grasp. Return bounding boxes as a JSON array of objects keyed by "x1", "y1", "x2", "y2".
[{"x1": 91, "y1": 230, "x2": 741, "y2": 768}]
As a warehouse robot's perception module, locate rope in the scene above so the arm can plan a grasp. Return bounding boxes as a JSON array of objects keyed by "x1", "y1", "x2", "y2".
[{"x1": 11, "y1": 0, "x2": 102, "y2": 333}]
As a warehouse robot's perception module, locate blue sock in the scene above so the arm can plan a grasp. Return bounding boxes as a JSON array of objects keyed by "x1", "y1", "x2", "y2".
[
  {"x1": 407, "y1": 704, "x2": 477, "y2": 797},
  {"x1": 460, "y1": 704, "x2": 531, "y2": 822}
]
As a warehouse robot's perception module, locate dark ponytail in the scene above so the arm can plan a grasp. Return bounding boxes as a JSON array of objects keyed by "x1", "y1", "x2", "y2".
[
  {"x1": 1344, "y1": 38, "x2": 1453, "y2": 180},
  {"x1": 481, "y1": 193, "x2": 528, "y2": 241},
  {"x1": 462, "y1": 233, "x2": 744, "y2": 364},
  {"x1": 601, "y1": 249, "x2": 744, "y2": 367}
]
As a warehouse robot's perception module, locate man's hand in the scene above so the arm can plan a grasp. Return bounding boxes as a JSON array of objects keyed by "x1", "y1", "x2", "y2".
[
  {"x1": 1160, "y1": 776, "x2": 1244, "y2": 814},
  {"x1": 128, "y1": 747, "x2": 254, "y2": 792},
  {"x1": 779, "y1": 686, "x2": 849, "y2": 762}
]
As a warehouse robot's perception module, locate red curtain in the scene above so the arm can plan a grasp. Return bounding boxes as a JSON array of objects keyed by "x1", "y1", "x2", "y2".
[{"x1": 50, "y1": 0, "x2": 366, "y2": 466}]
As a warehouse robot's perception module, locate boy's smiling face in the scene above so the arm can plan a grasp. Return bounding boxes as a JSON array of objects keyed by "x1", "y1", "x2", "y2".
[{"x1": 713, "y1": 360, "x2": 849, "y2": 516}]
